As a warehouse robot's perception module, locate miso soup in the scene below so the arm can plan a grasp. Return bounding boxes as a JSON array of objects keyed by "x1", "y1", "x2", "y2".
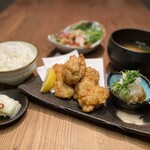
[{"x1": 120, "y1": 41, "x2": 150, "y2": 53}]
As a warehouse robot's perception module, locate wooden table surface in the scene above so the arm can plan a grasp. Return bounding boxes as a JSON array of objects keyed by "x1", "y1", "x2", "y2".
[{"x1": 0, "y1": 0, "x2": 150, "y2": 149}]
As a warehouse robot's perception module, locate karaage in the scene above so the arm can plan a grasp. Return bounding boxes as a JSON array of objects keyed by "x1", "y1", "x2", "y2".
[
  {"x1": 52, "y1": 56, "x2": 109, "y2": 112},
  {"x1": 62, "y1": 54, "x2": 86, "y2": 85},
  {"x1": 74, "y1": 67, "x2": 109, "y2": 112},
  {"x1": 52, "y1": 64, "x2": 74, "y2": 99}
]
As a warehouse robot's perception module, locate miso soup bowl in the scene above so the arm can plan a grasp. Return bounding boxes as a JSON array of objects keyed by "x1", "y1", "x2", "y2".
[
  {"x1": 107, "y1": 29, "x2": 150, "y2": 74},
  {"x1": 0, "y1": 41, "x2": 38, "y2": 85}
]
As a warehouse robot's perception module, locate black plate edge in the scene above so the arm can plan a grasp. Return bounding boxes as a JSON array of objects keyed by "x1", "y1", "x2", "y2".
[{"x1": 18, "y1": 85, "x2": 150, "y2": 138}]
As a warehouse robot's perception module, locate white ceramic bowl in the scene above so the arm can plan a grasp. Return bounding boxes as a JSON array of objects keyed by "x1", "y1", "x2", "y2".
[
  {"x1": 48, "y1": 20, "x2": 105, "y2": 54},
  {"x1": 0, "y1": 41, "x2": 38, "y2": 85}
]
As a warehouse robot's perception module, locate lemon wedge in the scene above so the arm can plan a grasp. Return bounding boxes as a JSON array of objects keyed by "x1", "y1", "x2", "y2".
[{"x1": 40, "y1": 68, "x2": 56, "y2": 93}]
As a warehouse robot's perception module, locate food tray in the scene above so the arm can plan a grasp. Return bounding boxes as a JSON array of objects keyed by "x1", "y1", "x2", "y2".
[{"x1": 18, "y1": 76, "x2": 150, "y2": 137}]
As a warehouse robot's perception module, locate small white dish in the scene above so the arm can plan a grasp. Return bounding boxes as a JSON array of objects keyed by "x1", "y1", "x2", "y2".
[{"x1": 48, "y1": 21, "x2": 105, "y2": 54}]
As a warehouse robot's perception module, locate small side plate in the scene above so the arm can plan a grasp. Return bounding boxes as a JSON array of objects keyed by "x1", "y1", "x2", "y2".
[{"x1": 0, "y1": 89, "x2": 28, "y2": 126}]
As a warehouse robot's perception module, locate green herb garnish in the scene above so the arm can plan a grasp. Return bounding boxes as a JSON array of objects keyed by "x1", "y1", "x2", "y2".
[{"x1": 110, "y1": 70, "x2": 140, "y2": 102}]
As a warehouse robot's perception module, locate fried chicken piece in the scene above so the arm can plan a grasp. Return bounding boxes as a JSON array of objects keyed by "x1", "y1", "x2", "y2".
[
  {"x1": 74, "y1": 67, "x2": 100, "y2": 99},
  {"x1": 74, "y1": 67, "x2": 109, "y2": 112},
  {"x1": 62, "y1": 54, "x2": 86, "y2": 85},
  {"x1": 82, "y1": 66, "x2": 100, "y2": 84},
  {"x1": 52, "y1": 64, "x2": 74, "y2": 99}
]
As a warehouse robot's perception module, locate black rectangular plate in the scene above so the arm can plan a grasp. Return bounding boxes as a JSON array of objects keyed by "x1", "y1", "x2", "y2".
[{"x1": 18, "y1": 76, "x2": 150, "y2": 137}]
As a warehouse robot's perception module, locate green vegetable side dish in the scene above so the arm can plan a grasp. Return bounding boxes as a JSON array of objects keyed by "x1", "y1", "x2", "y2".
[
  {"x1": 72, "y1": 22, "x2": 103, "y2": 43},
  {"x1": 55, "y1": 21, "x2": 104, "y2": 49},
  {"x1": 110, "y1": 70, "x2": 146, "y2": 103}
]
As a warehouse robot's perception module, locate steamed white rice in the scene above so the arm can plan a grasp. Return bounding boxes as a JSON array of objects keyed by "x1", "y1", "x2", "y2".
[{"x1": 0, "y1": 42, "x2": 36, "y2": 71}]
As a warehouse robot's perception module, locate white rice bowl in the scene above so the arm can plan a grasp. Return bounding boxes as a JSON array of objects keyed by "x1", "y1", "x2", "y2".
[{"x1": 0, "y1": 41, "x2": 38, "y2": 85}]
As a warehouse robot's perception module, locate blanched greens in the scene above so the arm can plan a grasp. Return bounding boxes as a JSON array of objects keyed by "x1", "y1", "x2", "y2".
[
  {"x1": 72, "y1": 22, "x2": 103, "y2": 44},
  {"x1": 110, "y1": 70, "x2": 140, "y2": 101}
]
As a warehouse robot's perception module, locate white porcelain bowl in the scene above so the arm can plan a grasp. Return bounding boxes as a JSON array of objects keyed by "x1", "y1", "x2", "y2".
[
  {"x1": 0, "y1": 41, "x2": 38, "y2": 85},
  {"x1": 48, "y1": 20, "x2": 105, "y2": 54}
]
